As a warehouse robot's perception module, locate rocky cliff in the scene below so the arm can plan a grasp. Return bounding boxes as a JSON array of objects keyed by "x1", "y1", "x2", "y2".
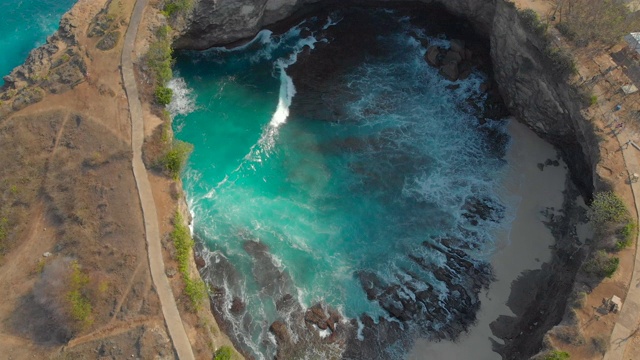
[
  {"x1": 174, "y1": 0, "x2": 598, "y2": 197},
  {"x1": 173, "y1": 0, "x2": 602, "y2": 358}
]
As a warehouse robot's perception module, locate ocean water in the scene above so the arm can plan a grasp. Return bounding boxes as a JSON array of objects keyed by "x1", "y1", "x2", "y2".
[
  {"x1": 172, "y1": 9, "x2": 512, "y2": 359},
  {"x1": 0, "y1": 0, "x2": 76, "y2": 86}
]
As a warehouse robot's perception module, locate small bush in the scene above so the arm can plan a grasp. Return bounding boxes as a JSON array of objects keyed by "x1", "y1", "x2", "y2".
[
  {"x1": 162, "y1": 0, "x2": 193, "y2": 17},
  {"x1": 544, "y1": 350, "x2": 570, "y2": 360},
  {"x1": 146, "y1": 35, "x2": 173, "y2": 85},
  {"x1": 155, "y1": 86, "x2": 173, "y2": 106},
  {"x1": 616, "y1": 221, "x2": 637, "y2": 250},
  {"x1": 590, "y1": 191, "x2": 630, "y2": 226},
  {"x1": 591, "y1": 335, "x2": 609, "y2": 354},
  {"x1": 554, "y1": 325, "x2": 585, "y2": 346},
  {"x1": 589, "y1": 95, "x2": 598, "y2": 106},
  {"x1": 571, "y1": 291, "x2": 587, "y2": 309},
  {"x1": 545, "y1": 46, "x2": 577, "y2": 79},
  {"x1": 519, "y1": 9, "x2": 548, "y2": 37},
  {"x1": 162, "y1": 140, "x2": 193, "y2": 179},
  {"x1": 584, "y1": 250, "x2": 619, "y2": 278},
  {"x1": 214, "y1": 346, "x2": 233, "y2": 360}
]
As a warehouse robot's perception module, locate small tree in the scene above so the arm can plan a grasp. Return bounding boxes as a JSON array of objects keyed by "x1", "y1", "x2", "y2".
[
  {"x1": 213, "y1": 346, "x2": 233, "y2": 360},
  {"x1": 162, "y1": 140, "x2": 193, "y2": 179},
  {"x1": 155, "y1": 86, "x2": 173, "y2": 106},
  {"x1": 589, "y1": 191, "x2": 629, "y2": 227}
]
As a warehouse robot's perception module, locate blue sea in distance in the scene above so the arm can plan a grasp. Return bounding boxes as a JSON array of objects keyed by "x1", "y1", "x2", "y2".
[
  {"x1": 171, "y1": 9, "x2": 514, "y2": 359},
  {"x1": 0, "y1": 0, "x2": 76, "y2": 86}
]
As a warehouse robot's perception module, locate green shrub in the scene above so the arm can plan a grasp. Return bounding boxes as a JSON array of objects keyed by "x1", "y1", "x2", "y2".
[
  {"x1": 162, "y1": 140, "x2": 193, "y2": 179},
  {"x1": 146, "y1": 35, "x2": 173, "y2": 85},
  {"x1": 544, "y1": 350, "x2": 570, "y2": 360},
  {"x1": 545, "y1": 46, "x2": 577, "y2": 79},
  {"x1": 616, "y1": 221, "x2": 637, "y2": 250},
  {"x1": 162, "y1": 0, "x2": 193, "y2": 17},
  {"x1": 584, "y1": 250, "x2": 619, "y2": 278},
  {"x1": 590, "y1": 191, "x2": 630, "y2": 226},
  {"x1": 519, "y1": 9, "x2": 547, "y2": 37},
  {"x1": 170, "y1": 212, "x2": 207, "y2": 310},
  {"x1": 213, "y1": 346, "x2": 233, "y2": 360},
  {"x1": 155, "y1": 86, "x2": 173, "y2": 106},
  {"x1": 589, "y1": 95, "x2": 598, "y2": 106}
]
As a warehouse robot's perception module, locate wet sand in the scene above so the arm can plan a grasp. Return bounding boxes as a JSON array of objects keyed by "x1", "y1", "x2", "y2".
[{"x1": 408, "y1": 120, "x2": 569, "y2": 359}]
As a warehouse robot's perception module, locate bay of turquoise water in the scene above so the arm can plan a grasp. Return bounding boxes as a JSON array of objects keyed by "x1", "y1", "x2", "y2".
[
  {"x1": 0, "y1": 0, "x2": 76, "y2": 86},
  {"x1": 171, "y1": 11, "x2": 512, "y2": 359}
]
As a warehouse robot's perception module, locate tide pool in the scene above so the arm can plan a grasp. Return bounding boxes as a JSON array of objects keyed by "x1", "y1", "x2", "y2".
[
  {"x1": 172, "y1": 9, "x2": 512, "y2": 359},
  {"x1": 0, "y1": 0, "x2": 76, "y2": 86}
]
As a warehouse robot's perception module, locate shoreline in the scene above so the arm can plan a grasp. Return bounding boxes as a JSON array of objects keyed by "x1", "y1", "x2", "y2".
[{"x1": 409, "y1": 120, "x2": 578, "y2": 359}]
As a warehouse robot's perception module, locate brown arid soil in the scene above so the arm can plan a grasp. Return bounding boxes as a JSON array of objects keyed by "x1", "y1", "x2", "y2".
[
  {"x1": 0, "y1": 0, "x2": 237, "y2": 359},
  {"x1": 511, "y1": 1, "x2": 640, "y2": 359}
]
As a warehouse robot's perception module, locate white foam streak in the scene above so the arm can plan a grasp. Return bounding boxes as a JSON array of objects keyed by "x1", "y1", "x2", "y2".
[
  {"x1": 269, "y1": 62, "x2": 296, "y2": 128},
  {"x1": 167, "y1": 77, "x2": 197, "y2": 117}
]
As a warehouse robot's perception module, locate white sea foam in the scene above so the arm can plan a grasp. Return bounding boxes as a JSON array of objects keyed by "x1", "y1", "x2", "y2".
[{"x1": 167, "y1": 76, "x2": 197, "y2": 117}]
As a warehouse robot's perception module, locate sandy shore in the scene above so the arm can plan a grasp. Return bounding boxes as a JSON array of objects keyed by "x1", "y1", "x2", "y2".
[{"x1": 408, "y1": 120, "x2": 570, "y2": 359}]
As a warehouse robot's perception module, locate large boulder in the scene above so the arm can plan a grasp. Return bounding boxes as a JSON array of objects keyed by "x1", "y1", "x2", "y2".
[
  {"x1": 440, "y1": 62, "x2": 459, "y2": 81},
  {"x1": 425, "y1": 46, "x2": 441, "y2": 66}
]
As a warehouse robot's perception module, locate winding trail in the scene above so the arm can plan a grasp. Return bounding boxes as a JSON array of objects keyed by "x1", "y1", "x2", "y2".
[{"x1": 121, "y1": 1, "x2": 195, "y2": 359}]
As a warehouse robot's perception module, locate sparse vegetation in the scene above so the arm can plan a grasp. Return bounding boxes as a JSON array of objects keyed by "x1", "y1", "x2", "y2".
[
  {"x1": 584, "y1": 250, "x2": 619, "y2": 278},
  {"x1": 162, "y1": 140, "x2": 193, "y2": 179},
  {"x1": 67, "y1": 261, "x2": 93, "y2": 327},
  {"x1": 544, "y1": 350, "x2": 570, "y2": 360},
  {"x1": 591, "y1": 335, "x2": 609, "y2": 355},
  {"x1": 589, "y1": 95, "x2": 598, "y2": 106},
  {"x1": 213, "y1": 346, "x2": 233, "y2": 360},
  {"x1": 146, "y1": 25, "x2": 174, "y2": 105},
  {"x1": 170, "y1": 212, "x2": 207, "y2": 310},
  {"x1": 0, "y1": 217, "x2": 7, "y2": 253},
  {"x1": 551, "y1": 0, "x2": 640, "y2": 46}
]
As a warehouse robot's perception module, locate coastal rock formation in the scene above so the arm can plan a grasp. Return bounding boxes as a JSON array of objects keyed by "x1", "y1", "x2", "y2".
[{"x1": 174, "y1": 0, "x2": 598, "y2": 198}]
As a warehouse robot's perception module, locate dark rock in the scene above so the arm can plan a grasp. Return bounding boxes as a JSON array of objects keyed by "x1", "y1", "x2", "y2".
[
  {"x1": 425, "y1": 46, "x2": 441, "y2": 67},
  {"x1": 269, "y1": 320, "x2": 290, "y2": 344},
  {"x1": 326, "y1": 308, "x2": 341, "y2": 332},
  {"x1": 305, "y1": 304, "x2": 328, "y2": 330},
  {"x1": 12, "y1": 87, "x2": 44, "y2": 111},
  {"x1": 96, "y1": 31, "x2": 120, "y2": 51},
  {"x1": 443, "y1": 50, "x2": 463, "y2": 65},
  {"x1": 450, "y1": 39, "x2": 465, "y2": 54},
  {"x1": 440, "y1": 62, "x2": 459, "y2": 81},
  {"x1": 194, "y1": 256, "x2": 206, "y2": 269},
  {"x1": 464, "y1": 48, "x2": 474, "y2": 61},
  {"x1": 230, "y1": 297, "x2": 246, "y2": 314}
]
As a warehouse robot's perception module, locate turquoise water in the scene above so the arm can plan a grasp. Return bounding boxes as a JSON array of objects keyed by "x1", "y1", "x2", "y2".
[
  {"x1": 172, "y1": 10, "x2": 511, "y2": 358},
  {"x1": 0, "y1": 0, "x2": 76, "y2": 85}
]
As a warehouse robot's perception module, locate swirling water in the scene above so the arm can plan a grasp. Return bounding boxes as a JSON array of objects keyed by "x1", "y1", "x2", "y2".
[
  {"x1": 172, "y1": 9, "x2": 513, "y2": 359},
  {"x1": 0, "y1": 0, "x2": 76, "y2": 86}
]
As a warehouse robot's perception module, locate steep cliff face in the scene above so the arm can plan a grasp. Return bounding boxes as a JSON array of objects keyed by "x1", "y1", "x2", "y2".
[
  {"x1": 174, "y1": 0, "x2": 598, "y2": 196},
  {"x1": 489, "y1": 1, "x2": 599, "y2": 196},
  {"x1": 174, "y1": 0, "x2": 320, "y2": 49}
]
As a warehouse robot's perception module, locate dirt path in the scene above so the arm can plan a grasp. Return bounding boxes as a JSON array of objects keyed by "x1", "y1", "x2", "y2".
[
  {"x1": 121, "y1": 1, "x2": 195, "y2": 359},
  {"x1": 604, "y1": 129, "x2": 640, "y2": 359}
]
